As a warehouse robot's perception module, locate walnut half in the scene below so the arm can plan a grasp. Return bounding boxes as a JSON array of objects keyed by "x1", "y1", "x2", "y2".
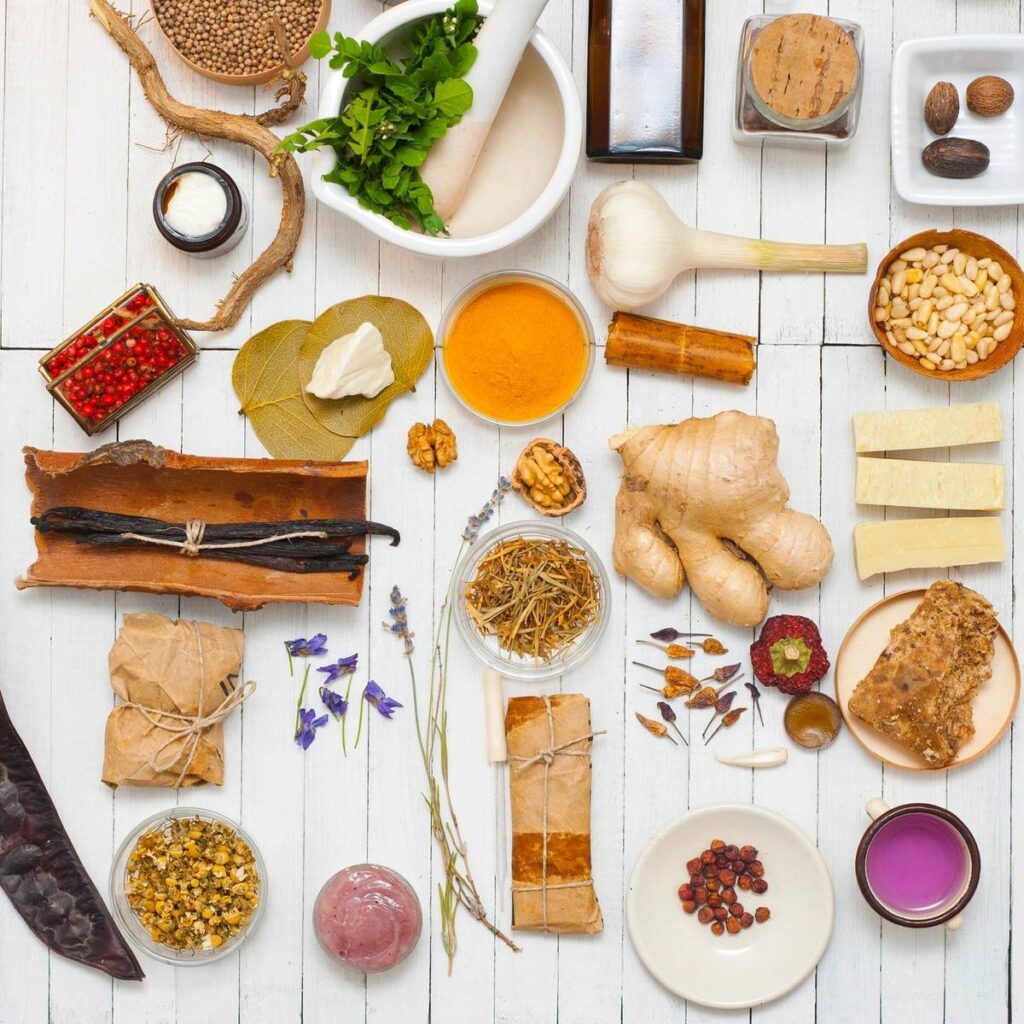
[
  {"x1": 407, "y1": 419, "x2": 458, "y2": 473},
  {"x1": 511, "y1": 439, "x2": 587, "y2": 516}
]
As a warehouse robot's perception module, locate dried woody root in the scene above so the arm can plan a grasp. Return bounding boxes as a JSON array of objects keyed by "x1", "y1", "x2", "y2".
[{"x1": 89, "y1": 0, "x2": 306, "y2": 333}]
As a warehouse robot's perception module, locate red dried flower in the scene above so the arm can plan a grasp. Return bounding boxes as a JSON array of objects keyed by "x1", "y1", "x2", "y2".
[{"x1": 749, "y1": 615, "x2": 830, "y2": 695}]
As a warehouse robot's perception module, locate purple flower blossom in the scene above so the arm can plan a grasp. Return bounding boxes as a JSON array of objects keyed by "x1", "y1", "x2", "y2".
[
  {"x1": 295, "y1": 707, "x2": 329, "y2": 749},
  {"x1": 462, "y1": 477, "x2": 512, "y2": 542},
  {"x1": 384, "y1": 586, "x2": 414, "y2": 655},
  {"x1": 316, "y1": 653, "x2": 358, "y2": 684},
  {"x1": 320, "y1": 686, "x2": 349, "y2": 719},
  {"x1": 285, "y1": 634, "x2": 328, "y2": 658},
  {"x1": 363, "y1": 680, "x2": 403, "y2": 719}
]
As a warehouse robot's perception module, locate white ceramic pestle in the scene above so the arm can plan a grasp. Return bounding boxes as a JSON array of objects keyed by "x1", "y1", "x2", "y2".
[{"x1": 420, "y1": 0, "x2": 551, "y2": 221}]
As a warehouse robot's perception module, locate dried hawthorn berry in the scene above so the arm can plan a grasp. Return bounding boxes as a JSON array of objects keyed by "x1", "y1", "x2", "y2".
[
  {"x1": 740, "y1": 913, "x2": 753, "y2": 929},
  {"x1": 723, "y1": 845, "x2": 740, "y2": 860},
  {"x1": 694, "y1": 887, "x2": 708, "y2": 904},
  {"x1": 706, "y1": 894, "x2": 722, "y2": 908},
  {"x1": 752, "y1": 878, "x2": 768, "y2": 894},
  {"x1": 710, "y1": 839, "x2": 726, "y2": 852},
  {"x1": 678, "y1": 883, "x2": 694, "y2": 901},
  {"x1": 748, "y1": 860, "x2": 765, "y2": 878},
  {"x1": 682, "y1": 900, "x2": 697, "y2": 914},
  {"x1": 686, "y1": 857, "x2": 702, "y2": 876},
  {"x1": 755, "y1": 907, "x2": 771, "y2": 923},
  {"x1": 739, "y1": 845, "x2": 758, "y2": 862},
  {"x1": 690, "y1": 873, "x2": 703, "y2": 888},
  {"x1": 700, "y1": 850, "x2": 715, "y2": 865},
  {"x1": 714, "y1": 907, "x2": 728, "y2": 922},
  {"x1": 730, "y1": 860, "x2": 746, "y2": 874},
  {"x1": 719, "y1": 869, "x2": 736, "y2": 886},
  {"x1": 738, "y1": 874, "x2": 752, "y2": 890},
  {"x1": 715, "y1": 854, "x2": 729, "y2": 867},
  {"x1": 729, "y1": 903, "x2": 744, "y2": 918},
  {"x1": 726, "y1": 916, "x2": 742, "y2": 934},
  {"x1": 711, "y1": 921, "x2": 724, "y2": 936},
  {"x1": 721, "y1": 887, "x2": 736, "y2": 905},
  {"x1": 697, "y1": 907, "x2": 714, "y2": 924},
  {"x1": 703, "y1": 866, "x2": 719, "y2": 880}
]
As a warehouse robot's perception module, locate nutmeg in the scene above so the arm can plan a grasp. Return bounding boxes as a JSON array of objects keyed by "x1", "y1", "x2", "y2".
[
  {"x1": 922, "y1": 137, "x2": 990, "y2": 179},
  {"x1": 924, "y1": 81, "x2": 959, "y2": 135},
  {"x1": 966, "y1": 75, "x2": 1014, "y2": 117}
]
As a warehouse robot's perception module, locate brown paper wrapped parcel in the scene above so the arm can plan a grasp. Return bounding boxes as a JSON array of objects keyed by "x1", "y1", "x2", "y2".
[
  {"x1": 506, "y1": 693, "x2": 603, "y2": 934},
  {"x1": 103, "y1": 613, "x2": 246, "y2": 788}
]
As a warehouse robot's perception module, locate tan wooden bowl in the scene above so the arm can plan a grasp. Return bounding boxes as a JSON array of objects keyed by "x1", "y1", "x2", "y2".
[
  {"x1": 868, "y1": 228, "x2": 1024, "y2": 382},
  {"x1": 150, "y1": 0, "x2": 331, "y2": 87}
]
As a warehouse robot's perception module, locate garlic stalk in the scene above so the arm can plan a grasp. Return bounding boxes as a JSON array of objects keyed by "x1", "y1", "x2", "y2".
[
  {"x1": 716, "y1": 747, "x2": 788, "y2": 769},
  {"x1": 586, "y1": 181, "x2": 868, "y2": 309}
]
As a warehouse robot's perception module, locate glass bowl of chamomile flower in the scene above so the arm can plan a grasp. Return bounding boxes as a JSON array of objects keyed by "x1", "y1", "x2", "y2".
[
  {"x1": 110, "y1": 807, "x2": 266, "y2": 965},
  {"x1": 453, "y1": 520, "x2": 611, "y2": 681}
]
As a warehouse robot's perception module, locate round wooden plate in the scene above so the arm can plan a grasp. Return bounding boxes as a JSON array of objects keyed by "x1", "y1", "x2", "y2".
[
  {"x1": 834, "y1": 588, "x2": 1020, "y2": 771},
  {"x1": 868, "y1": 228, "x2": 1024, "y2": 382}
]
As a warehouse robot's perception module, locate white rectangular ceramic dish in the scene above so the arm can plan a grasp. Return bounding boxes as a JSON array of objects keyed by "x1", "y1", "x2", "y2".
[{"x1": 892, "y1": 34, "x2": 1024, "y2": 206}]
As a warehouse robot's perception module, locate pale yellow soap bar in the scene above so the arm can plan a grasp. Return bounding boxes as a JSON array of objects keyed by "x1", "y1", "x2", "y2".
[
  {"x1": 856, "y1": 457, "x2": 1004, "y2": 511},
  {"x1": 854, "y1": 517, "x2": 1005, "y2": 580},
  {"x1": 853, "y1": 403, "x2": 1002, "y2": 453}
]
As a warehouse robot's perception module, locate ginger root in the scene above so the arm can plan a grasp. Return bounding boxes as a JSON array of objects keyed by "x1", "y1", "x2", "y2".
[{"x1": 609, "y1": 411, "x2": 833, "y2": 627}]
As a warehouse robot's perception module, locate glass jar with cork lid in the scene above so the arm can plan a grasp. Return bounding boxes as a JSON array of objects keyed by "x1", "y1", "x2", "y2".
[{"x1": 734, "y1": 12, "x2": 864, "y2": 146}]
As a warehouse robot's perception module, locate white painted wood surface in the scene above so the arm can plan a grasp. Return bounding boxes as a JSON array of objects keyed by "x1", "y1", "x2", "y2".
[{"x1": 0, "y1": 1, "x2": 1020, "y2": 1021}]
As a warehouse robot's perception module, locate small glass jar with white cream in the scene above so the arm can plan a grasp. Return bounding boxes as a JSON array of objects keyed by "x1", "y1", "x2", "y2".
[{"x1": 153, "y1": 163, "x2": 248, "y2": 258}]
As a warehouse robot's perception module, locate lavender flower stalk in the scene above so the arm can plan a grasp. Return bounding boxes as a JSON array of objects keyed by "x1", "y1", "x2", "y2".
[{"x1": 385, "y1": 480, "x2": 521, "y2": 973}]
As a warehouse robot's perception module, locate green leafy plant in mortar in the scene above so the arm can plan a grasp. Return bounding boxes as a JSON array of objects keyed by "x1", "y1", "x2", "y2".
[{"x1": 279, "y1": 0, "x2": 481, "y2": 235}]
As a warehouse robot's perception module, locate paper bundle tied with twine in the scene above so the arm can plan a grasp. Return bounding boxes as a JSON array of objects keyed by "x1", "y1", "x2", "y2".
[
  {"x1": 103, "y1": 613, "x2": 253, "y2": 788},
  {"x1": 506, "y1": 693, "x2": 603, "y2": 934}
]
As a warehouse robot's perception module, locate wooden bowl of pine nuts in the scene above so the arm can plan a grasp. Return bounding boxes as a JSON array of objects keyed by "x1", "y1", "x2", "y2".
[{"x1": 869, "y1": 229, "x2": 1024, "y2": 382}]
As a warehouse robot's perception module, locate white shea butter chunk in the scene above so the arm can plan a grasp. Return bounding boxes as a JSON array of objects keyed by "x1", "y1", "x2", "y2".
[{"x1": 306, "y1": 322, "x2": 395, "y2": 401}]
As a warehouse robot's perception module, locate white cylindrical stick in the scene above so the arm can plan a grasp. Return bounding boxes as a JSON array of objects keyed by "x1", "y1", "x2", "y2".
[
  {"x1": 483, "y1": 669, "x2": 508, "y2": 763},
  {"x1": 420, "y1": 0, "x2": 550, "y2": 221}
]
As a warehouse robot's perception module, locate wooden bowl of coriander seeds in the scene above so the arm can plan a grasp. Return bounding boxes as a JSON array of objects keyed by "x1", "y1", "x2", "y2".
[
  {"x1": 869, "y1": 228, "x2": 1024, "y2": 382},
  {"x1": 151, "y1": 0, "x2": 331, "y2": 87}
]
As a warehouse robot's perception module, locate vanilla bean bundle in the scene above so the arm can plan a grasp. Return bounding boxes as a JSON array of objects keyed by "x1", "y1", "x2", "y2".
[{"x1": 32, "y1": 507, "x2": 400, "y2": 577}]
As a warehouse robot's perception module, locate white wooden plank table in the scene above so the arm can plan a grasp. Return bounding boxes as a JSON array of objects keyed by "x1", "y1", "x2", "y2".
[{"x1": 0, "y1": 1, "x2": 1020, "y2": 1022}]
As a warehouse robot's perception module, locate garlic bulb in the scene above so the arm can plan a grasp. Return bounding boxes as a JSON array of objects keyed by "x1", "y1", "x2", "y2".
[
  {"x1": 586, "y1": 181, "x2": 868, "y2": 309},
  {"x1": 716, "y1": 747, "x2": 788, "y2": 769},
  {"x1": 306, "y1": 322, "x2": 395, "y2": 401}
]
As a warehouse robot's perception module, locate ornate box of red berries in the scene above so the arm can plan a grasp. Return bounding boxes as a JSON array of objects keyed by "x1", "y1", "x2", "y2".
[{"x1": 39, "y1": 284, "x2": 198, "y2": 435}]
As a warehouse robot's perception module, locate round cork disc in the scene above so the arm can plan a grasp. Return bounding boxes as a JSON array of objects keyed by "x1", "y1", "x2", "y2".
[{"x1": 750, "y1": 14, "x2": 858, "y2": 121}]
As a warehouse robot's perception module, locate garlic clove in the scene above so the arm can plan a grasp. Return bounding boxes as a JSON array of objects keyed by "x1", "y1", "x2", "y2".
[
  {"x1": 715, "y1": 747, "x2": 788, "y2": 769},
  {"x1": 306, "y1": 321, "x2": 395, "y2": 401}
]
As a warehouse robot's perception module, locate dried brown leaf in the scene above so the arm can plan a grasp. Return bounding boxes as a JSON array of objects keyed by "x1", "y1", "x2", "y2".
[
  {"x1": 297, "y1": 296, "x2": 433, "y2": 438},
  {"x1": 232, "y1": 320, "x2": 357, "y2": 461}
]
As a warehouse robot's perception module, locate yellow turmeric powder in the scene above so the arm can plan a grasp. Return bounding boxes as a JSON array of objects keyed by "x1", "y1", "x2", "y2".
[{"x1": 442, "y1": 281, "x2": 589, "y2": 422}]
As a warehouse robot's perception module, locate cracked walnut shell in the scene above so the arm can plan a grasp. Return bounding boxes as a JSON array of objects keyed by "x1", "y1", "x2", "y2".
[
  {"x1": 511, "y1": 439, "x2": 586, "y2": 516},
  {"x1": 407, "y1": 419, "x2": 458, "y2": 473}
]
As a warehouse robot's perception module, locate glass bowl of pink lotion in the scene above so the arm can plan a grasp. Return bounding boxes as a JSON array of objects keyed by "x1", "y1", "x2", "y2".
[
  {"x1": 314, "y1": 864, "x2": 423, "y2": 973},
  {"x1": 855, "y1": 799, "x2": 980, "y2": 929}
]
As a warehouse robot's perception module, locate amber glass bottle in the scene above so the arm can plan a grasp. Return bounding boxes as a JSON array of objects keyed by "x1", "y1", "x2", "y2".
[{"x1": 586, "y1": 0, "x2": 705, "y2": 163}]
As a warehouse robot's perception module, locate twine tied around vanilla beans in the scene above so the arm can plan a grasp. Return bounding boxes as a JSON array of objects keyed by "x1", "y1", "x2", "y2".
[
  {"x1": 120, "y1": 519, "x2": 330, "y2": 557},
  {"x1": 508, "y1": 695, "x2": 605, "y2": 932},
  {"x1": 118, "y1": 622, "x2": 255, "y2": 787}
]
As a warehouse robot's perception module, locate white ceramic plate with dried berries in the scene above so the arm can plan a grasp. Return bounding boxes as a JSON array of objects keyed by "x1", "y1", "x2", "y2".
[{"x1": 626, "y1": 804, "x2": 834, "y2": 1010}]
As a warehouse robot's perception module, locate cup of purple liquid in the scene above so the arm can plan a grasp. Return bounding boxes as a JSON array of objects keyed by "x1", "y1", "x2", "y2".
[{"x1": 855, "y1": 799, "x2": 980, "y2": 930}]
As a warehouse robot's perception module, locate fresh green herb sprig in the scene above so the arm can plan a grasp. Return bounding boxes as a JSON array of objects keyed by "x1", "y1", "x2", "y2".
[{"x1": 279, "y1": 0, "x2": 481, "y2": 235}]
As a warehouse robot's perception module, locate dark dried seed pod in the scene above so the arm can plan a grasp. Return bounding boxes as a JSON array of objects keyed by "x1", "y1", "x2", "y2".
[{"x1": 922, "y1": 137, "x2": 990, "y2": 179}]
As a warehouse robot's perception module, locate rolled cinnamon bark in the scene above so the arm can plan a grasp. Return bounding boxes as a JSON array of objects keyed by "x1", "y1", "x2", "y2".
[{"x1": 605, "y1": 311, "x2": 756, "y2": 385}]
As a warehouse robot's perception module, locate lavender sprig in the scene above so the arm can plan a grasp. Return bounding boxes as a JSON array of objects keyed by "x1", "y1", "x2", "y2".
[{"x1": 462, "y1": 477, "x2": 512, "y2": 542}]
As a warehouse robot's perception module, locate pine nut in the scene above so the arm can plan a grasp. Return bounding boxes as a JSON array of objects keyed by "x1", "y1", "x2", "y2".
[
  {"x1": 993, "y1": 322, "x2": 1012, "y2": 342},
  {"x1": 1000, "y1": 292, "x2": 1015, "y2": 310},
  {"x1": 993, "y1": 310, "x2": 1013, "y2": 327},
  {"x1": 953, "y1": 252, "x2": 967, "y2": 276},
  {"x1": 966, "y1": 258, "x2": 978, "y2": 281},
  {"x1": 937, "y1": 320, "x2": 958, "y2": 339},
  {"x1": 941, "y1": 249, "x2": 958, "y2": 264},
  {"x1": 966, "y1": 350, "x2": 979, "y2": 363},
  {"x1": 900, "y1": 247, "x2": 927, "y2": 261},
  {"x1": 935, "y1": 295, "x2": 954, "y2": 311},
  {"x1": 945, "y1": 302, "x2": 968, "y2": 321},
  {"x1": 941, "y1": 273, "x2": 964, "y2": 294},
  {"x1": 898, "y1": 341, "x2": 916, "y2": 356}
]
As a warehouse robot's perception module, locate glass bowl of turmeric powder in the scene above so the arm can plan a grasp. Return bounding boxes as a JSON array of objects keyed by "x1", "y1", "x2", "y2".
[{"x1": 438, "y1": 271, "x2": 595, "y2": 427}]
